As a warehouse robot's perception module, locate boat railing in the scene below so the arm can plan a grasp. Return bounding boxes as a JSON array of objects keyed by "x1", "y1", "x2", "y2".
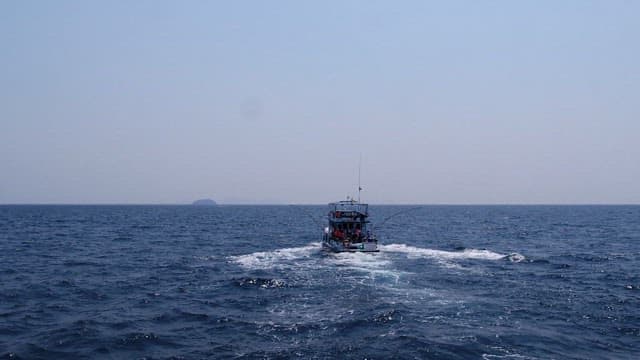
[{"x1": 329, "y1": 202, "x2": 368, "y2": 215}]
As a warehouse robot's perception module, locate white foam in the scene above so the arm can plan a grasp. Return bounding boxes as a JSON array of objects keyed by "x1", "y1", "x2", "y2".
[
  {"x1": 505, "y1": 252, "x2": 526, "y2": 263},
  {"x1": 228, "y1": 243, "x2": 320, "y2": 270},
  {"x1": 381, "y1": 243, "x2": 507, "y2": 261},
  {"x1": 323, "y1": 252, "x2": 409, "y2": 284},
  {"x1": 482, "y1": 354, "x2": 537, "y2": 360},
  {"x1": 327, "y1": 252, "x2": 392, "y2": 269}
]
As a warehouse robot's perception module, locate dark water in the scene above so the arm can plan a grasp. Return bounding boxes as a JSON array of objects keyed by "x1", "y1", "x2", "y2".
[{"x1": 1, "y1": 205, "x2": 639, "y2": 359}]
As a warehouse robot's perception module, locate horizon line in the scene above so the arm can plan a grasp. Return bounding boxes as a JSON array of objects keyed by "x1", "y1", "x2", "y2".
[{"x1": 1, "y1": 202, "x2": 639, "y2": 206}]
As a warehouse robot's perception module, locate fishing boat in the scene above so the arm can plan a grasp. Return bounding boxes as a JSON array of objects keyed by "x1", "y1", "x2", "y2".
[{"x1": 322, "y1": 199, "x2": 378, "y2": 252}]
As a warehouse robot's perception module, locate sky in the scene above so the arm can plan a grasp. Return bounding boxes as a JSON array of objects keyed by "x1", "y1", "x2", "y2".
[{"x1": 1, "y1": 1, "x2": 639, "y2": 204}]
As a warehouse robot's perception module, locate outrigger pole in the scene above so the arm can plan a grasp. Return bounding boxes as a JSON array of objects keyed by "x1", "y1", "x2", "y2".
[{"x1": 371, "y1": 206, "x2": 423, "y2": 233}]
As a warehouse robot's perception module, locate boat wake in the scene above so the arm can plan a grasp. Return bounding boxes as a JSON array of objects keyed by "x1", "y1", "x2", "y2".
[
  {"x1": 228, "y1": 242, "x2": 524, "y2": 273},
  {"x1": 324, "y1": 251, "x2": 401, "y2": 282},
  {"x1": 381, "y1": 243, "x2": 525, "y2": 263},
  {"x1": 227, "y1": 242, "x2": 526, "y2": 308},
  {"x1": 326, "y1": 251, "x2": 392, "y2": 269},
  {"x1": 228, "y1": 243, "x2": 320, "y2": 270},
  {"x1": 228, "y1": 242, "x2": 392, "y2": 274}
]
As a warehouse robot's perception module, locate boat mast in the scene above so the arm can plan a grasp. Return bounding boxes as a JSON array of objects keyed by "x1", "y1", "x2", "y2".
[{"x1": 357, "y1": 153, "x2": 362, "y2": 203}]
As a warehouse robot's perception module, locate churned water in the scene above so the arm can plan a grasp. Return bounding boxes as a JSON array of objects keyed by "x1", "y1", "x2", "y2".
[{"x1": 1, "y1": 205, "x2": 639, "y2": 359}]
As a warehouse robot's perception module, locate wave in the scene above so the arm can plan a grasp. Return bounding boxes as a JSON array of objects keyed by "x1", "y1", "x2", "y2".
[
  {"x1": 228, "y1": 243, "x2": 320, "y2": 270},
  {"x1": 380, "y1": 244, "x2": 525, "y2": 263},
  {"x1": 228, "y1": 242, "x2": 525, "y2": 274},
  {"x1": 505, "y1": 253, "x2": 526, "y2": 262},
  {"x1": 228, "y1": 243, "x2": 403, "y2": 283},
  {"x1": 234, "y1": 277, "x2": 288, "y2": 289},
  {"x1": 326, "y1": 251, "x2": 392, "y2": 269},
  {"x1": 324, "y1": 252, "x2": 403, "y2": 282}
]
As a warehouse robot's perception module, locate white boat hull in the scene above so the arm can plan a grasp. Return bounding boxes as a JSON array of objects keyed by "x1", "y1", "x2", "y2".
[{"x1": 322, "y1": 237, "x2": 379, "y2": 253}]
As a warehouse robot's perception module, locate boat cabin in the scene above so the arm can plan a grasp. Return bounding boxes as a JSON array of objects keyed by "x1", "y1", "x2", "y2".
[{"x1": 327, "y1": 200, "x2": 372, "y2": 243}]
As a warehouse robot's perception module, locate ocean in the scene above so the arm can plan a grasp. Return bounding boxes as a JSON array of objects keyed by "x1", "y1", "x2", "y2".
[{"x1": 1, "y1": 205, "x2": 638, "y2": 359}]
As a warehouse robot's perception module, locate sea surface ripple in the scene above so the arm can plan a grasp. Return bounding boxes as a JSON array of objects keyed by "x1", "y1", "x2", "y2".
[{"x1": 1, "y1": 205, "x2": 639, "y2": 359}]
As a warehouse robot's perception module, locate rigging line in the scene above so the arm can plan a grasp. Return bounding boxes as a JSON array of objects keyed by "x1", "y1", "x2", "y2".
[
  {"x1": 289, "y1": 205, "x2": 323, "y2": 228},
  {"x1": 371, "y1": 206, "x2": 423, "y2": 232}
]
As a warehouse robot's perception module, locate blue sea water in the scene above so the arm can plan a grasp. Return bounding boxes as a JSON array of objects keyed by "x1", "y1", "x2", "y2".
[{"x1": 1, "y1": 205, "x2": 639, "y2": 359}]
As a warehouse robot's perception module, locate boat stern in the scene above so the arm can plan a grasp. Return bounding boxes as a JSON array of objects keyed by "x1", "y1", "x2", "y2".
[{"x1": 322, "y1": 236, "x2": 379, "y2": 253}]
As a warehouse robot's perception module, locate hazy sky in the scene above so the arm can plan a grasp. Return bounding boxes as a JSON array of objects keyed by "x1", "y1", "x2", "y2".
[{"x1": 1, "y1": 1, "x2": 639, "y2": 204}]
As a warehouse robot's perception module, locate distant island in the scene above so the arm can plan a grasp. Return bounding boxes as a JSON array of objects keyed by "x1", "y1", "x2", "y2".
[{"x1": 192, "y1": 199, "x2": 217, "y2": 206}]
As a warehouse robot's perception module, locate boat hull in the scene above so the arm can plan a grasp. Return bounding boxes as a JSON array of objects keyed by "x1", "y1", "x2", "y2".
[{"x1": 322, "y1": 238, "x2": 379, "y2": 253}]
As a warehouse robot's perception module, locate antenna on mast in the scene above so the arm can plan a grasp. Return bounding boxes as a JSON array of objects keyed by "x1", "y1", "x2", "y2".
[{"x1": 358, "y1": 153, "x2": 362, "y2": 203}]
